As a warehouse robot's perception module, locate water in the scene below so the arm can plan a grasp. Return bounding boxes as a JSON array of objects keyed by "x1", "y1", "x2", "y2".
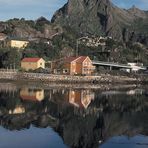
[{"x1": 0, "y1": 82, "x2": 147, "y2": 148}]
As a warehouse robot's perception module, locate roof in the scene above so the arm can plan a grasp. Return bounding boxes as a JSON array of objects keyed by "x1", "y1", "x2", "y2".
[
  {"x1": 64, "y1": 57, "x2": 80, "y2": 63},
  {"x1": 20, "y1": 95, "x2": 38, "y2": 101},
  {"x1": 64, "y1": 56, "x2": 88, "y2": 63},
  {"x1": 11, "y1": 40, "x2": 29, "y2": 42},
  {"x1": 21, "y1": 58, "x2": 42, "y2": 62},
  {"x1": 8, "y1": 37, "x2": 29, "y2": 41},
  {"x1": 76, "y1": 56, "x2": 88, "y2": 63}
]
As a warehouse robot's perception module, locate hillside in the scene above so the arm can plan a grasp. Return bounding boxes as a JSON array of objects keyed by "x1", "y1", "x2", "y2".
[
  {"x1": 0, "y1": 17, "x2": 63, "y2": 40},
  {"x1": 0, "y1": 0, "x2": 148, "y2": 68}
]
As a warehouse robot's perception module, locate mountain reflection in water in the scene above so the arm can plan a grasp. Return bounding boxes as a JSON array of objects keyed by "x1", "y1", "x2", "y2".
[{"x1": 0, "y1": 82, "x2": 147, "y2": 148}]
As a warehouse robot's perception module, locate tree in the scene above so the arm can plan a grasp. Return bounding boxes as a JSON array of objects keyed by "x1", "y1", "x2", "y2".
[{"x1": 4, "y1": 48, "x2": 21, "y2": 69}]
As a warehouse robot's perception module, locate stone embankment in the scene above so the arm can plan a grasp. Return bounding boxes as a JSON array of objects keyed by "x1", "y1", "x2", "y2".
[{"x1": 0, "y1": 71, "x2": 147, "y2": 84}]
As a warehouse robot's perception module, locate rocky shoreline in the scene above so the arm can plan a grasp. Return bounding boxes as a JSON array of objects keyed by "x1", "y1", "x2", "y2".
[{"x1": 0, "y1": 71, "x2": 147, "y2": 85}]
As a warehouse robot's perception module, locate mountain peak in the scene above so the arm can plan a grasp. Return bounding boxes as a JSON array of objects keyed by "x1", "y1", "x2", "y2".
[
  {"x1": 131, "y1": 5, "x2": 137, "y2": 9},
  {"x1": 36, "y1": 17, "x2": 50, "y2": 24},
  {"x1": 129, "y1": 5, "x2": 142, "y2": 11},
  {"x1": 128, "y1": 5, "x2": 147, "y2": 18},
  {"x1": 51, "y1": 0, "x2": 148, "y2": 41}
]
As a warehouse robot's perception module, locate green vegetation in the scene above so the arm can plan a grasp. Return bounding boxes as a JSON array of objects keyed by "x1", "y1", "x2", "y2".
[
  {"x1": 34, "y1": 17, "x2": 51, "y2": 31},
  {"x1": 0, "y1": 16, "x2": 147, "y2": 69},
  {"x1": 121, "y1": 42, "x2": 148, "y2": 64},
  {"x1": 131, "y1": 18, "x2": 148, "y2": 34},
  {"x1": 0, "y1": 47, "x2": 21, "y2": 68},
  {"x1": 0, "y1": 34, "x2": 147, "y2": 70},
  {"x1": 24, "y1": 41, "x2": 60, "y2": 61}
]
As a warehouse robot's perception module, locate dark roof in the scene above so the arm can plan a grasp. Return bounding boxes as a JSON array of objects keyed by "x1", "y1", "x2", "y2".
[
  {"x1": 20, "y1": 95, "x2": 37, "y2": 101},
  {"x1": 64, "y1": 56, "x2": 88, "y2": 63},
  {"x1": 52, "y1": 56, "x2": 90, "y2": 64},
  {"x1": 64, "y1": 57, "x2": 80, "y2": 63},
  {"x1": 75, "y1": 56, "x2": 88, "y2": 63}
]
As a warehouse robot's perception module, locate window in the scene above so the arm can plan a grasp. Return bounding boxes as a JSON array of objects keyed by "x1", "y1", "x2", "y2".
[
  {"x1": 83, "y1": 68, "x2": 89, "y2": 71},
  {"x1": 63, "y1": 69, "x2": 68, "y2": 73},
  {"x1": 84, "y1": 62, "x2": 87, "y2": 66},
  {"x1": 40, "y1": 63, "x2": 42, "y2": 66}
]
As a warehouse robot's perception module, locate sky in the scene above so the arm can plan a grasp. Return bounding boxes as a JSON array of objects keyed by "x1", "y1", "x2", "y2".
[{"x1": 0, "y1": 0, "x2": 148, "y2": 21}]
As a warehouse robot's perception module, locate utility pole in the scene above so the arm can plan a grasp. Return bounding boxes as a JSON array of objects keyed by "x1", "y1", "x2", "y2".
[
  {"x1": 76, "y1": 39, "x2": 79, "y2": 57},
  {"x1": 76, "y1": 36, "x2": 89, "y2": 57},
  {"x1": 76, "y1": 37, "x2": 84, "y2": 56},
  {"x1": 13, "y1": 63, "x2": 15, "y2": 72},
  {"x1": 10, "y1": 64, "x2": 12, "y2": 70}
]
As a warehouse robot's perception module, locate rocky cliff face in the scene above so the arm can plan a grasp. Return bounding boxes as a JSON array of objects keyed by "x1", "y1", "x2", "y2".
[
  {"x1": 0, "y1": 17, "x2": 63, "y2": 40},
  {"x1": 51, "y1": 0, "x2": 148, "y2": 43}
]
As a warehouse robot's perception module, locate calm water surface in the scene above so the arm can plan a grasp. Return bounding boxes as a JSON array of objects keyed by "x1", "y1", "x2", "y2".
[{"x1": 0, "y1": 82, "x2": 147, "y2": 148}]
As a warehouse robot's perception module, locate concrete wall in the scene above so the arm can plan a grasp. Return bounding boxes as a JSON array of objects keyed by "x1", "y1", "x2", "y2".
[{"x1": 0, "y1": 71, "x2": 142, "y2": 84}]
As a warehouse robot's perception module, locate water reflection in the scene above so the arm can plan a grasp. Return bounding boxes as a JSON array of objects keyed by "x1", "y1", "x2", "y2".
[
  {"x1": 66, "y1": 90, "x2": 95, "y2": 109},
  {"x1": 20, "y1": 88, "x2": 44, "y2": 102},
  {"x1": 0, "y1": 82, "x2": 147, "y2": 148},
  {"x1": 9, "y1": 105, "x2": 25, "y2": 115},
  {"x1": 101, "y1": 89, "x2": 144, "y2": 96}
]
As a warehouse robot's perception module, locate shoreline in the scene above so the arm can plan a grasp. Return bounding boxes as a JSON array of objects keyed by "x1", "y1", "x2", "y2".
[
  {"x1": 0, "y1": 79, "x2": 140, "y2": 90},
  {"x1": 0, "y1": 71, "x2": 147, "y2": 85}
]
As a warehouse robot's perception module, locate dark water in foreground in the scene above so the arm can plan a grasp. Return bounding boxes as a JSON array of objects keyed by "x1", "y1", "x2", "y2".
[{"x1": 0, "y1": 82, "x2": 147, "y2": 148}]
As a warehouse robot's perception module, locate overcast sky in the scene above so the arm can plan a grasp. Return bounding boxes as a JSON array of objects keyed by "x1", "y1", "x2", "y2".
[{"x1": 0, "y1": 0, "x2": 147, "y2": 21}]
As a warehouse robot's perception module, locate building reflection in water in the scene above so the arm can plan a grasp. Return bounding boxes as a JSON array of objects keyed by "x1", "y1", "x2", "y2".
[
  {"x1": 0, "y1": 85, "x2": 147, "y2": 148},
  {"x1": 9, "y1": 105, "x2": 25, "y2": 115},
  {"x1": 66, "y1": 89, "x2": 95, "y2": 109},
  {"x1": 20, "y1": 88, "x2": 45, "y2": 102}
]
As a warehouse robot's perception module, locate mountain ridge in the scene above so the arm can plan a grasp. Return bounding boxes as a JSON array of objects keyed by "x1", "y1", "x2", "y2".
[{"x1": 51, "y1": 0, "x2": 148, "y2": 42}]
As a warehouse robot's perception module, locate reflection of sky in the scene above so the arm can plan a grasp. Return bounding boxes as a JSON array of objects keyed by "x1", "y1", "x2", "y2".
[
  {"x1": 101, "y1": 135, "x2": 148, "y2": 148},
  {"x1": 0, "y1": 125, "x2": 67, "y2": 148}
]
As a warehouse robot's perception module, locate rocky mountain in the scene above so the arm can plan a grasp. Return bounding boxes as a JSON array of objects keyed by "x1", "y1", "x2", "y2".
[
  {"x1": 0, "y1": 0, "x2": 148, "y2": 65},
  {"x1": 0, "y1": 17, "x2": 63, "y2": 40},
  {"x1": 51, "y1": 0, "x2": 148, "y2": 44}
]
